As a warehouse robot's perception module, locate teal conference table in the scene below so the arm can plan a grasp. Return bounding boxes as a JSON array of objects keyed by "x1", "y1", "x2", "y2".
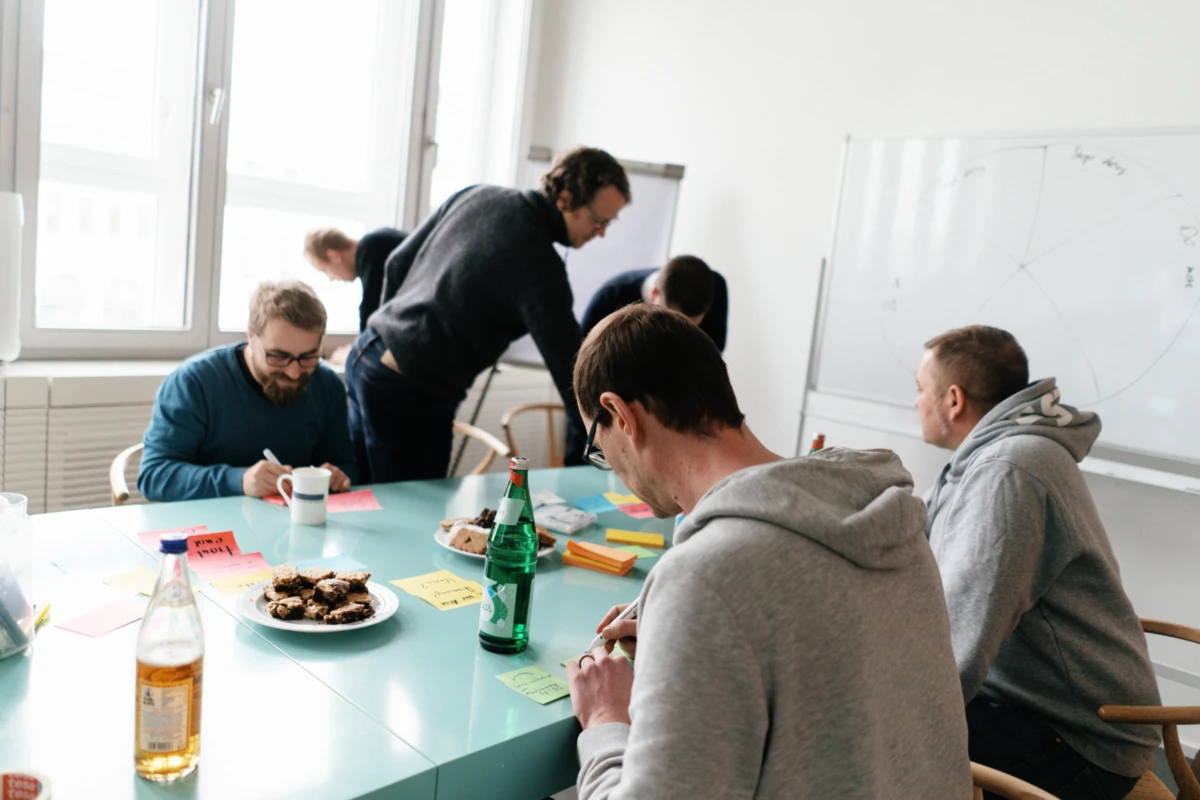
[
  {"x1": 81, "y1": 467, "x2": 673, "y2": 799},
  {"x1": 0, "y1": 509, "x2": 438, "y2": 799}
]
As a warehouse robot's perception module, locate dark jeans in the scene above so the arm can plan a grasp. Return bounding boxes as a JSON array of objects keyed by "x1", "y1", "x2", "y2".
[
  {"x1": 344, "y1": 329, "x2": 458, "y2": 483},
  {"x1": 967, "y1": 697, "x2": 1141, "y2": 800}
]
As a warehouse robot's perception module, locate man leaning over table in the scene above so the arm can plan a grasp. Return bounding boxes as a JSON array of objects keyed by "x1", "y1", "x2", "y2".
[
  {"x1": 565, "y1": 304, "x2": 971, "y2": 799},
  {"x1": 138, "y1": 280, "x2": 357, "y2": 502}
]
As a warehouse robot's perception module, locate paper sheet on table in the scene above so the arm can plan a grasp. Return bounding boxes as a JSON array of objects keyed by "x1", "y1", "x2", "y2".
[
  {"x1": 208, "y1": 568, "x2": 275, "y2": 596},
  {"x1": 531, "y1": 490, "x2": 567, "y2": 507},
  {"x1": 136, "y1": 525, "x2": 209, "y2": 550},
  {"x1": 618, "y1": 502, "x2": 655, "y2": 519},
  {"x1": 573, "y1": 494, "x2": 617, "y2": 513},
  {"x1": 56, "y1": 597, "x2": 147, "y2": 637},
  {"x1": 613, "y1": 544, "x2": 659, "y2": 560},
  {"x1": 187, "y1": 530, "x2": 242, "y2": 561},
  {"x1": 262, "y1": 489, "x2": 383, "y2": 513},
  {"x1": 391, "y1": 570, "x2": 482, "y2": 610},
  {"x1": 102, "y1": 567, "x2": 159, "y2": 596},
  {"x1": 496, "y1": 665, "x2": 570, "y2": 704},
  {"x1": 190, "y1": 552, "x2": 271, "y2": 582}
]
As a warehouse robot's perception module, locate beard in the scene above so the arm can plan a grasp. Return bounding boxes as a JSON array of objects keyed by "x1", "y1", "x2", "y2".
[{"x1": 262, "y1": 371, "x2": 312, "y2": 406}]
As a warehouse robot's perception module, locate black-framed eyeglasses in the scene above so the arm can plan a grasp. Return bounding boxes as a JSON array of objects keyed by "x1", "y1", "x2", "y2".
[
  {"x1": 584, "y1": 203, "x2": 615, "y2": 232},
  {"x1": 582, "y1": 417, "x2": 612, "y2": 471},
  {"x1": 263, "y1": 349, "x2": 321, "y2": 369}
]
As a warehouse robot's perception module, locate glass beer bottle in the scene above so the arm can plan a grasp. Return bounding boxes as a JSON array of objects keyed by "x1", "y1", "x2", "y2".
[{"x1": 134, "y1": 532, "x2": 204, "y2": 781}]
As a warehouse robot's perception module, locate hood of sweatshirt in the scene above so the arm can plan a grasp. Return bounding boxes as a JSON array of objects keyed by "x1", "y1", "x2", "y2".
[
  {"x1": 945, "y1": 378, "x2": 1100, "y2": 480},
  {"x1": 676, "y1": 447, "x2": 928, "y2": 570}
]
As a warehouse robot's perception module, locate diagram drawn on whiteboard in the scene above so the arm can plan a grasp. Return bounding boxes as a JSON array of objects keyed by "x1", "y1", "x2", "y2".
[{"x1": 879, "y1": 143, "x2": 1200, "y2": 405}]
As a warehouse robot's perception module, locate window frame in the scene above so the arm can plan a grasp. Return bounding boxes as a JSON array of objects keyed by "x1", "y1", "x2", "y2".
[{"x1": 2, "y1": 0, "x2": 455, "y2": 360}]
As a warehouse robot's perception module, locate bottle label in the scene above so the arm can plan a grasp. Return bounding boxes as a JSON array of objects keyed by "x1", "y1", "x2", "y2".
[
  {"x1": 479, "y1": 581, "x2": 518, "y2": 636},
  {"x1": 138, "y1": 678, "x2": 192, "y2": 754},
  {"x1": 508, "y1": 469, "x2": 524, "y2": 488},
  {"x1": 496, "y1": 496, "x2": 524, "y2": 526}
]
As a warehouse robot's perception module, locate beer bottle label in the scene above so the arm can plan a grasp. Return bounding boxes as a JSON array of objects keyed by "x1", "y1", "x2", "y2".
[
  {"x1": 496, "y1": 497, "x2": 524, "y2": 526},
  {"x1": 138, "y1": 678, "x2": 192, "y2": 753},
  {"x1": 479, "y1": 581, "x2": 517, "y2": 636}
]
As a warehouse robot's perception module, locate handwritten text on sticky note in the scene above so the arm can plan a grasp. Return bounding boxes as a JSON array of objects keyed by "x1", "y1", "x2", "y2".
[
  {"x1": 190, "y1": 552, "x2": 271, "y2": 582},
  {"x1": 496, "y1": 665, "x2": 570, "y2": 704},
  {"x1": 391, "y1": 570, "x2": 482, "y2": 610}
]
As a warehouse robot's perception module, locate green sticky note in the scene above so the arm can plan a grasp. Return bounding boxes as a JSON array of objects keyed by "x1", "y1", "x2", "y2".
[
  {"x1": 496, "y1": 665, "x2": 570, "y2": 704},
  {"x1": 614, "y1": 544, "x2": 658, "y2": 560}
]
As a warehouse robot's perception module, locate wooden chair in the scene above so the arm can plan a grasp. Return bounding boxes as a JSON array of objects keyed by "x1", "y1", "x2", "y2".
[
  {"x1": 500, "y1": 402, "x2": 566, "y2": 467},
  {"x1": 972, "y1": 762, "x2": 1062, "y2": 799},
  {"x1": 109, "y1": 443, "x2": 144, "y2": 506},
  {"x1": 451, "y1": 421, "x2": 511, "y2": 476},
  {"x1": 1098, "y1": 619, "x2": 1200, "y2": 800}
]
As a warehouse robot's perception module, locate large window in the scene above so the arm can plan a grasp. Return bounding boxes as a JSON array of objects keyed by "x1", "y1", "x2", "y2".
[{"x1": 5, "y1": 0, "x2": 534, "y2": 357}]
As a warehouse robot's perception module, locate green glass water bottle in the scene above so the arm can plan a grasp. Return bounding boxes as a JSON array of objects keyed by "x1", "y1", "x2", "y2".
[{"x1": 479, "y1": 457, "x2": 538, "y2": 653}]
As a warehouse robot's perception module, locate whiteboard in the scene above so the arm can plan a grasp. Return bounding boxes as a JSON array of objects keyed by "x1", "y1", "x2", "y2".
[
  {"x1": 814, "y1": 132, "x2": 1200, "y2": 466},
  {"x1": 501, "y1": 149, "x2": 682, "y2": 365}
]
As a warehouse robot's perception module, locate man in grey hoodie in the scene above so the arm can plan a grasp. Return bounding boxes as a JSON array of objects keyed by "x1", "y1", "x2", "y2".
[
  {"x1": 916, "y1": 325, "x2": 1161, "y2": 799},
  {"x1": 566, "y1": 303, "x2": 971, "y2": 799}
]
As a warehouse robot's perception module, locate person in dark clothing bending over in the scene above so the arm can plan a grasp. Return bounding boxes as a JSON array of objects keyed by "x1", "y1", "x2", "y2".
[
  {"x1": 304, "y1": 226, "x2": 407, "y2": 333},
  {"x1": 580, "y1": 256, "x2": 728, "y2": 350},
  {"x1": 567, "y1": 256, "x2": 728, "y2": 462},
  {"x1": 344, "y1": 147, "x2": 631, "y2": 483}
]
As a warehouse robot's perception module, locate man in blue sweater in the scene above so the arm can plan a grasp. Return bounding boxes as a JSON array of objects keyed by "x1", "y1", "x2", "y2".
[{"x1": 139, "y1": 281, "x2": 358, "y2": 502}]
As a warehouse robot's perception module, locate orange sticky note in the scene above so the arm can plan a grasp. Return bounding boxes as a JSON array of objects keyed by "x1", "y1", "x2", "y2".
[
  {"x1": 187, "y1": 530, "x2": 241, "y2": 561},
  {"x1": 567, "y1": 540, "x2": 637, "y2": 571},
  {"x1": 562, "y1": 551, "x2": 635, "y2": 576}
]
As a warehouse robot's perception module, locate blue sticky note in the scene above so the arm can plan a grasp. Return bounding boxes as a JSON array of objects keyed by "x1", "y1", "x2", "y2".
[
  {"x1": 573, "y1": 494, "x2": 617, "y2": 514},
  {"x1": 293, "y1": 554, "x2": 369, "y2": 573}
]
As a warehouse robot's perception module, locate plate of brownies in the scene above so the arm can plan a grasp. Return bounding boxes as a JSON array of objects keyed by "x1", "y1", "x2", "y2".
[
  {"x1": 436, "y1": 507, "x2": 556, "y2": 560},
  {"x1": 237, "y1": 563, "x2": 398, "y2": 633}
]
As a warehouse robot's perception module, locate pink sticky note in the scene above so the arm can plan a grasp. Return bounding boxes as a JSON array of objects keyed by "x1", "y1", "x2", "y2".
[
  {"x1": 137, "y1": 525, "x2": 209, "y2": 550},
  {"x1": 328, "y1": 489, "x2": 382, "y2": 513},
  {"x1": 186, "y1": 530, "x2": 242, "y2": 561},
  {"x1": 620, "y1": 502, "x2": 655, "y2": 519},
  {"x1": 261, "y1": 493, "x2": 287, "y2": 507},
  {"x1": 190, "y1": 551, "x2": 271, "y2": 582},
  {"x1": 56, "y1": 596, "x2": 147, "y2": 637}
]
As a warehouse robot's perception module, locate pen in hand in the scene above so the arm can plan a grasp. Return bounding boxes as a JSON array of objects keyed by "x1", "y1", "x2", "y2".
[
  {"x1": 263, "y1": 448, "x2": 282, "y2": 466},
  {"x1": 584, "y1": 600, "x2": 639, "y2": 654}
]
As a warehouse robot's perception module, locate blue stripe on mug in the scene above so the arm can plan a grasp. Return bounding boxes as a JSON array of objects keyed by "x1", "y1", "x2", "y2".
[{"x1": 294, "y1": 491, "x2": 325, "y2": 502}]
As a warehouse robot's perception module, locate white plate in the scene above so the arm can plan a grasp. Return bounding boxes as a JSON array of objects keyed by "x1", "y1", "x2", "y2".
[
  {"x1": 433, "y1": 528, "x2": 555, "y2": 560},
  {"x1": 237, "y1": 580, "x2": 398, "y2": 633}
]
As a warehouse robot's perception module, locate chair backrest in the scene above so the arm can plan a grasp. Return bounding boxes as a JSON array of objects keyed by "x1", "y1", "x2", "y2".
[
  {"x1": 1098, "y1": 619, "x2": 1200, "y2": 800},
  {"x1": 500, "y1": 402, "x2": 566, "y2": 467},
  {"x1": 971, "y1": 762, "x2": 1062, "y2": 800},
  {"x1": 110, "y1": 443, "x2": 144, "y2": 506},
  {"x1": 451, "y1": 421, "x2": 511, "y2": 476}
]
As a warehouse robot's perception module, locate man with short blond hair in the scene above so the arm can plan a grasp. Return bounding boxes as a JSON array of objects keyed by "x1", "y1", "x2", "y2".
[
  {"x1": 304, "y1": 226, "x2": 407, "y2": 332},
  {"x1": 139, "y1": 280, "x2": 356, "y2": 502},
  {"x1": 916, "y1": 324, "x2": 1160, "y2": 799},
  {"x1": 567, "y1": 304, "x2": 970, "y2": 799}
]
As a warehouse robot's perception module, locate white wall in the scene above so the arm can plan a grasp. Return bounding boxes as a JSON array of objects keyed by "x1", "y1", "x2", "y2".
[{"x1": 532, "y1": 0, "x2": 1200, "y2": 456}]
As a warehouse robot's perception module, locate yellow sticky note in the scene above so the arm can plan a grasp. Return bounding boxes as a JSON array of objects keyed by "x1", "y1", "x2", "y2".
[
  {"x1": 603, "y1": 492, "x2": 640, "y2": 505},
  {"x1": 209, "y1": 568, "x2": 274, "y2": 596},
  {"x1": 496, "y1": 665, "x2": 570, "y2": 704},
  {"x1": 605, "y1": 529, "x2": 665, "y2": 548},
  {"x1": 391, "y1": 570, "x2": 483, "y2": 611},
  {"x1": 103, "y1": 567, "x2": 159, "y2": 596}
]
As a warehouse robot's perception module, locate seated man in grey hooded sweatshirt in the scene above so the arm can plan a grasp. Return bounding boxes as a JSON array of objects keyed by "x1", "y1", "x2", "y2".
[
  {"x1": 916, "y1": 325, "x2": 1161, "y2": 799},
  {"x1": 566, "y1": 303, "x2": 971, "y2": 800}
]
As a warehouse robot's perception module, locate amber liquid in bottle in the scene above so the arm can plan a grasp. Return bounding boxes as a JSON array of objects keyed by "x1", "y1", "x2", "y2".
[{"x1": 134, "y1": 652, "x2": 203, "y2": 781}]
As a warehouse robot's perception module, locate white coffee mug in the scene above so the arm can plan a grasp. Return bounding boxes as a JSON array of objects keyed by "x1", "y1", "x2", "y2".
[{"x1": 276, "y1": 467, "x2": 331, "y2": 526}]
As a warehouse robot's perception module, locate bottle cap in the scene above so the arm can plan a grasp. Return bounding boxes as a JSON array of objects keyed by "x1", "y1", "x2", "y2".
[
  {"x1": 160, "y1": 533, "x2": 189, "y2": 555},
  {"x1": 510, "y1": 457, "x2": 530, "y2": 470}
]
